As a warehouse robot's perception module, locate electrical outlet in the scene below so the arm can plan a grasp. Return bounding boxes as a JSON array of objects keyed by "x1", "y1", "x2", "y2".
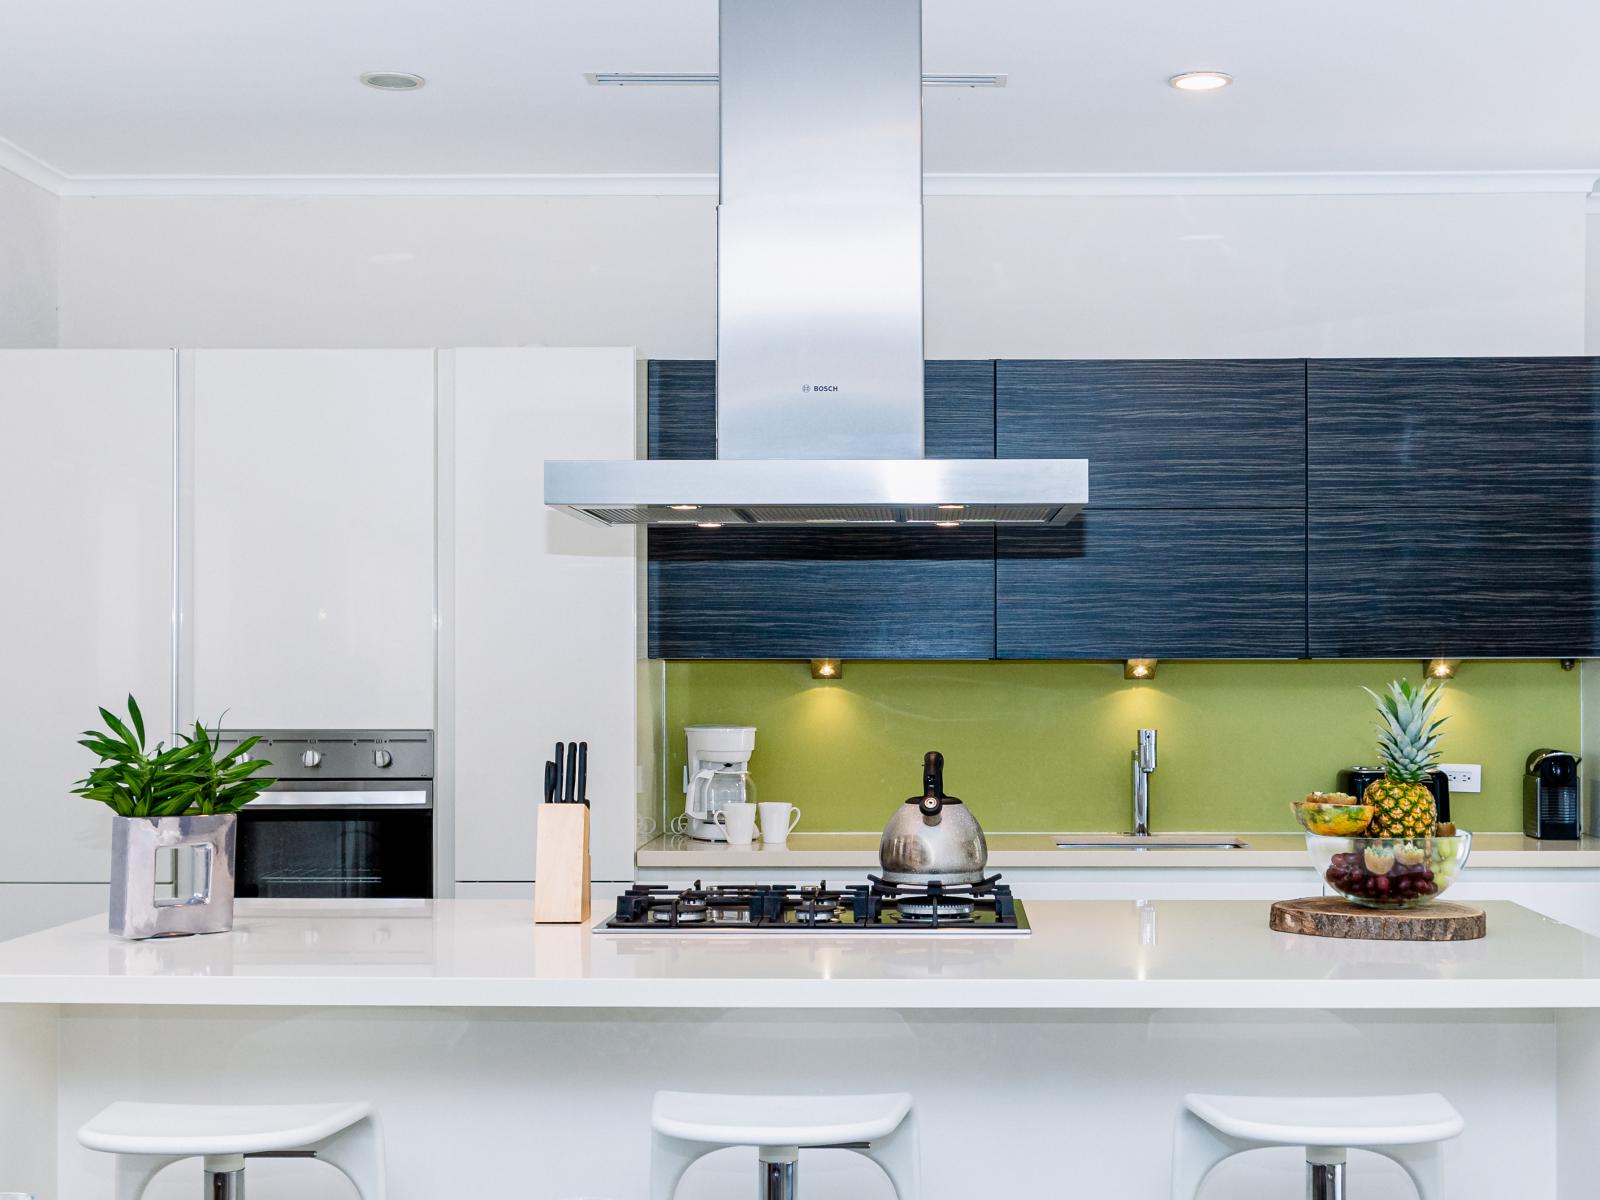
[{"x1": 1438, "y1": 763, "x2": 1482, "y2": 793}]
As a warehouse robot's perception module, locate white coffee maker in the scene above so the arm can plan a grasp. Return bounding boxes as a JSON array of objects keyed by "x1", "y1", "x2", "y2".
[{"x1": 683, "y1": 725, "x2": 757, "y2": 841}]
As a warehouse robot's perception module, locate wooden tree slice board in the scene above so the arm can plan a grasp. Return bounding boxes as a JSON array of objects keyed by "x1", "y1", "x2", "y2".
[{"x1": 1270, "y1": 897, "x2": 1486, "y2": 941}]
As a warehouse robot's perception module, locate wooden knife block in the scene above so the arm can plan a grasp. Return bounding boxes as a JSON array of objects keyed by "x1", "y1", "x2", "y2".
[{"x1": 533, "y1": 804, "x2": 591, "y2": 924}]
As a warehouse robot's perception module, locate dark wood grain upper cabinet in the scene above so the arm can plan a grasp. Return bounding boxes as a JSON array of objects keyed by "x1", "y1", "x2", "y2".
[
  {"x1": 647, "y1": 360, "x2": 716, "y2": 461},
  {"x1": 996, "y1": 359, "x2": 1305, "y2": 507},
  {"x1": 997, "y1": 511, "x2": 1307, "y2": 659},
  {"x1": 646, "y1": 360, "x2": 997, "y2": 659},
  {"x1": 995, "y1": 360, "x2": 1308, "y2": 659},
  {"x1": 1307, "y1": 358, "x2": 1600, "y2": 657},
  {"x1": 649, "y1": 527, "x2": 997, "y2": 659}
]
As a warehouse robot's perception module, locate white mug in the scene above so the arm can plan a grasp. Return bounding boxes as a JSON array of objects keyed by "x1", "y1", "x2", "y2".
[
  {"x1": 758, "y1": 802, "x2": 802, "y2": 845},
  {"x1": 714, "y1": 802, "x2": 758, "y2": 846}
]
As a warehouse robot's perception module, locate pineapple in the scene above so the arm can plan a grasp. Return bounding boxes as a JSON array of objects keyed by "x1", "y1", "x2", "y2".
[{"x1": 1361, "y1": 678, "x2": 1446, "y2": 837}]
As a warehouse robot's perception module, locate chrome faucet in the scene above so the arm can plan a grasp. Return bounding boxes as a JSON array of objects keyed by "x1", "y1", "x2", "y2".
[{"x1": 1131, "y1": 729, "x2": 1157, "y2": 836}]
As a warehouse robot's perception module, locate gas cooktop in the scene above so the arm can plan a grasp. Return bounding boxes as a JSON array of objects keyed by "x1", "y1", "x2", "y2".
[{"x1": 598, "y1": 876, "x2": 1029, "y2": 936}]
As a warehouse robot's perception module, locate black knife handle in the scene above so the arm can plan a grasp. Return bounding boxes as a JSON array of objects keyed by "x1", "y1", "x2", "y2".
[
  {"x1": 577, "y1": 742, "x2": 588, "y2": 805},
  {"x1": 565, "y1": 742, "x2": 578, "y2": 802}
]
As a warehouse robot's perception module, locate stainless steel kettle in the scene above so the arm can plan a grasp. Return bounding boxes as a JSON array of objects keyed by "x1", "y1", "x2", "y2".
[{"x1": 878, "y1": 750, "x2": 988, "y2": 884}]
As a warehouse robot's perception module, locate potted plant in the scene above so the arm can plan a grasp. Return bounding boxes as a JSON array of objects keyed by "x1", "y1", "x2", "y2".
[{"x1": 75, "y1": 696, "x2": 273, "y2": 939}]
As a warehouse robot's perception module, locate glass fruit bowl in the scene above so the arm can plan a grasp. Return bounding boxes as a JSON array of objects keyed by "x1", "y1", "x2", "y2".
[{"x1": 1306, "y1": 831, "x2": 1472, "y2": 909}]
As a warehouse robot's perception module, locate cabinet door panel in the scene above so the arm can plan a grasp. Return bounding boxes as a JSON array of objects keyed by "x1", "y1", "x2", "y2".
[
  {"x1": 650, "y1": 527, "x2": 996, "y2": 659},
  {"x1": 1308, "y1": 358, "x2": 1600, "y2": 502},
  {"x1": 647, "y1": 360, "x2": 994, "y2": 460},
  {"x1": 454, "y1": 349, "x2": 639, "y2": 883},
  {"x1": 923, "y1": 359, "x2": 995, "y2": 458},
  {"x1": 997, "y1": 511, "x2": 1307, "y2": 659},
  {"x1": 647, "y1": 360, "x2": 996, "y2": 658},
  {"x1": 997, "y1": 359, "x2": 1305, "y2": 507},
  {"x1": 0, "y1": 350, "x2": 175, "y2": 882},
  {"x1": 647, "y1": 360, "x2": 716, "y2": 461},
  {"x1": 1308, "y1": 503, "x2": 1598, "y2": 657},
  {"x1": 1308, "y1": 358, "x2": 1600, "y2": 657},
  {"x1": 190, "y1": 350, "x2": 436, "y2": 728}
]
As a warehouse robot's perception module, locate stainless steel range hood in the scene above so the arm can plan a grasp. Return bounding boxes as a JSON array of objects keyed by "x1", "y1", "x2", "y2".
[{"x1": 545, "y1": 0, "x2": 1087, "y2": 528}]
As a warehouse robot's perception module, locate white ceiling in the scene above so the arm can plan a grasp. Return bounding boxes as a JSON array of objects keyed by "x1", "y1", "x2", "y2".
[{"x1": 2, "y1": 0, "x2": 1599, "y2": 189}]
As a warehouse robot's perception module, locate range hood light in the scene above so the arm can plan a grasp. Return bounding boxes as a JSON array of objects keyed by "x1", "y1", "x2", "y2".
[
  {"x1": 937, "y1": 504, "x2": 965, "y2": 510},
  {"x1": 669, "y1": 504, "x2": 700, "y2": 511},
  {"x1": 697, "y1": 522, "x2": 723, "y2": 529},
  {"x1": 934, "y1": 521, "x2": 960, "y2": 528}
]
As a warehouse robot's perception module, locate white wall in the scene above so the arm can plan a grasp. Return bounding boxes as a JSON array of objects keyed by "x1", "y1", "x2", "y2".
[
  {"x1": 1588, "y1": 210, "x2": 1600, "y2": 352},
  {"x1": 0, "y1": 165, "x2": 58, "y2": 347},
  {"x1": 57, "y1": 190, "x2": 1589, "y2": 357}
]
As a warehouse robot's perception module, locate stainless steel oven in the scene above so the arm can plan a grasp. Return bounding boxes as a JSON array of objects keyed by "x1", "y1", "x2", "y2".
[{"x1": 218, "y1": 730, "x2": 434, "y2": 899}]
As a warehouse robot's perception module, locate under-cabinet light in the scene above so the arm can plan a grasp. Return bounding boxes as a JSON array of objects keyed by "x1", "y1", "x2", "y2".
[
  {"x1": 810, "y1": 659, "x2": 844, "y2": 680},
  {"x1": 1124, "y1": 658, "x2": 1158, "y2": 681},
  {"x1": 1424, "y1": 658, "x2": 1459, "y2": 681}
]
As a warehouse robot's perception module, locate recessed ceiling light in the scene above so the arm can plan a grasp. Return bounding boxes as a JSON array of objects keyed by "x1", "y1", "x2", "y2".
[
  {"x1": 586, "y1": 71, "x2": 1006, "y2": 88},
  {"x1": 360, "y1": 71, "x2": 426, "y2": 92},
  {"x1": 1168, "y1": 71, "x2": 1232, "y2": 92}
]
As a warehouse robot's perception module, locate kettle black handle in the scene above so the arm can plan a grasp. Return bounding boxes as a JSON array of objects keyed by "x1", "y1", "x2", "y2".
[{"x1": 920, "y1": 751, "x2": 945, "y2": 816}]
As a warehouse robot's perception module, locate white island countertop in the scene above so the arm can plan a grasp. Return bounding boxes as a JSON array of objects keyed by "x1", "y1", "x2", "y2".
[
  {"x1": 3, "y1": 898, "x2": 1600, "y2": 1010},
  {"x1": 637, "y1": 831, "x2": 1600, "y2": 870}
]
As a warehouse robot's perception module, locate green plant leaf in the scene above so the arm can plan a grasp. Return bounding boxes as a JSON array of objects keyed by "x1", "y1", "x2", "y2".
[{"x1": 96, "y1": 706, "x2": 140, "y2": 753}]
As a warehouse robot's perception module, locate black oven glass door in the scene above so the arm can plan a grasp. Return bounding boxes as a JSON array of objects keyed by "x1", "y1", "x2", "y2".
[{"x1": 236, "y1": 809, "x2": 433, "y2": 899}]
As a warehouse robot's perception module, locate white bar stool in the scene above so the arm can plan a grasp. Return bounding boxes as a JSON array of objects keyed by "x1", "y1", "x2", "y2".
[
  {"x1": 650, "y1": 1090, "x2": 918, "y2": 1200},
  {"x1": 1172, "y1": 1092, "x2": 1463, "y2": 1200},
  {"x1": 78, "y1": 1100, "x2": 384, "y2": 1200}
]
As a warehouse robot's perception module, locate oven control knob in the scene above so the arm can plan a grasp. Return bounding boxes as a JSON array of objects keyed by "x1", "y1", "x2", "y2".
[
  {"x1": 373, "y1": 749, "x2": 393, "y2": 768},
  {"x1": 300, "y1": 749, "x2": 323, "y2": 768}
]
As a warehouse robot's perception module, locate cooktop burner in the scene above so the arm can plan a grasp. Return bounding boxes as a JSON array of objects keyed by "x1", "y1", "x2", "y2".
[{"x1": 599, "y1": 876, "x2": 1028, "y2": 935}]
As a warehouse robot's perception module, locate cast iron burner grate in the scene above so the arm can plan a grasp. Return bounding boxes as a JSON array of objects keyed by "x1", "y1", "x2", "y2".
[{"x1": 603, "y1": 876, "x2": 1026, "y2": 934}]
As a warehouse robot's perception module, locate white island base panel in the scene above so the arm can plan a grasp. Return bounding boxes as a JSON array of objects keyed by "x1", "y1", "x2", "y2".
[
  {"x1": 3, "y1": 901, "x2": 1600, "y2": 1198},
  {"x1": 0, "y1": 1005, "x2": 1580, "y2": 1200}
]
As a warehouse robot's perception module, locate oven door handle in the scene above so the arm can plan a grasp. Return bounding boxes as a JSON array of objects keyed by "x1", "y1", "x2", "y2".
[{"x1": 248, "y1": 790, "x2": 432, "y2": 810}]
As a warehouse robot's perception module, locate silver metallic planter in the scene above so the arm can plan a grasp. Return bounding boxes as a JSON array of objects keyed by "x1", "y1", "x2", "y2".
[{"x1": 109, "y1": 814, "x2": 237, "y2": 939}]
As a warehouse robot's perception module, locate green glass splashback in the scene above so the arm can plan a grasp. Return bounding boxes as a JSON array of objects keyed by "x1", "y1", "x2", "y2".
[{"x1": 663, "y1": 661, "x2": 1580, "y2": 832}]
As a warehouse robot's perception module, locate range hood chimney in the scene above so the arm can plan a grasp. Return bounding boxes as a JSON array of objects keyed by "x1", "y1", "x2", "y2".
[{"x1": 545, "y1": 0, "x2": 1087, "y2": 527}]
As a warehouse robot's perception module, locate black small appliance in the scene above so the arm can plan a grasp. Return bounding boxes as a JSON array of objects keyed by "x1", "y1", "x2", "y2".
[
  {"x1": 1338, "y1": 766, "x2": 1451, "y2": 824},
  {"x1": 1524, "y1": 749, "x2": 1582, "y2": 840}
]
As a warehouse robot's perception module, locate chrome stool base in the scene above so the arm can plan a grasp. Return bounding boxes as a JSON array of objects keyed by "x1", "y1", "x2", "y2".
[
  {"x1": 1308, "y1": 1160, "x2": 1345, "y2": 1200},
  {"x1": 204, "y1": 1165, "x2": 244, "y2": 1200},
  {"x1": 761, "y1": 1153, "x2": 798, "y2": 1200}
]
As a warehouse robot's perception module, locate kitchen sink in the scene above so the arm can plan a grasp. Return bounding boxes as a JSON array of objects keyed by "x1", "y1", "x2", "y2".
[{"x1": 1054, "y1": 837, "x2": 1248, "y2": 850}]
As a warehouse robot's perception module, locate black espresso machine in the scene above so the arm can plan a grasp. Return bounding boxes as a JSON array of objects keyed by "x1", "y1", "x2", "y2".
[{"x1": 1524, "y1": 749, "x2": 1582, "y2": 840}]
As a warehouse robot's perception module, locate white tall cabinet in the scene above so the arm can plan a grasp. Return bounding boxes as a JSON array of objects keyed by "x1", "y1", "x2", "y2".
[
  {"x1": 0, "y1": 351, "x2": 176, "y2": 915},
  {"x1": 449, "y1": 348, "x2": 647, "y2": 884},
  {"x1": 183, "y1": 350, "x2": 436, "y2": 729}
]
